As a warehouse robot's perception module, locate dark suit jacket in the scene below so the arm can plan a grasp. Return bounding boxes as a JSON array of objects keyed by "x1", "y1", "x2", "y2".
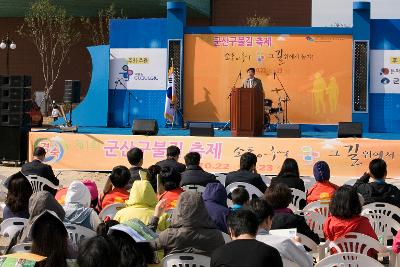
[
  {"x1": 156, "y1": 158, "x2": 186, "y2": 173},
  {"x1": 180, "y1": 165, "x2": 216, "y2": 187},
  {"x1": 21, "y1": 159, "x2": 59, "y2": 195},
  {"x1": 242, "y1": 77, "x2": 263, "y2": 90},
  {"x1": 225, "y1": 169, "x2": 267, "y2": 193}
]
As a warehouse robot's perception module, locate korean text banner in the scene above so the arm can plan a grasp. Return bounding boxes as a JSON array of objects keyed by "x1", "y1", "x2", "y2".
[
  {"x1": 370, "y1": 50, "x2": 400, "y2": 93},
  {"x1": 184, "y1": 34, "x2": 353, "y2": 124},
  {"x1": 109, "y1": 48, "x2": 167, "y2": 90},
  {"x1": 30, "y1": 132, "x2": 399, "y2": 177}
]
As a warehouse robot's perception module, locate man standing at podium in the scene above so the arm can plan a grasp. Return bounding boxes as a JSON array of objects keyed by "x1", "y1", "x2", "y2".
[{"x1": 242, "y1": 67, "x2": 263, "y2": 90}]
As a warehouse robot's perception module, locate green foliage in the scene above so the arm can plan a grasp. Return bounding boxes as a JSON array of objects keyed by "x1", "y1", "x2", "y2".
[
  {"x1": 246, "y1": 14, "x2": 272, "y2": 27},
  {"x1": 18, "y1": 0, "x2": 80, "y2": 105},
  {"x1": 81, "y1": 3, "x2": 125, "y2": 45}
]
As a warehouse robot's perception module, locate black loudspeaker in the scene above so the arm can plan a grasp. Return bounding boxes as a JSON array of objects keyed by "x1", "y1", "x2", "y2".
[
  {"x1": 190, "y1": 122, "x2": 214, "y2": 137},
  {"x1": 277, "y1": 124, "x2": 301, "y2": 138},
  {"x1": 0, "y1": 126, "x2": 28, "y2": 162},
  {"x1": 338, "y1": 122, "x2": 362, "y2": 138},
  {"x1": 64, "y1": 80, "x2": 81, "y2": 103},
  {"x1": 132, "y1": 119, "x2": 159, "y2": 135},
  {"x1": 0, "y1": 75, "x2": 32, "y2": 127}
]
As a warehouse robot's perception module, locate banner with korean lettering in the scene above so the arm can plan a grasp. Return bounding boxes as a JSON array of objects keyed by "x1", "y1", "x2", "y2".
[
  {"x1": 370, "y1": 50, "x2": 400, "y2": 93},
  {"x1": 184, "y1": 34, "x2": 353, "y2": 124},
  {"x1": 29, "y1": 132, "x2": 400, "y2": 178}
]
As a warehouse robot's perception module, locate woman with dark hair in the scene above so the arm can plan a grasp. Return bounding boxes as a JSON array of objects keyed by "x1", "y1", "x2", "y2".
[
  {"x1": 158, "y1": 166, "x2": 184, "y2": 210},
  {"x1": 4, "y1": 172, "x2": 33, "y2": 219},
  {"x1": 264, "y1": 183, "x2": 320, "y2": 244},
  {"x1": 108, "y1": 227, "x2": 147, "y2": 267},
  {"x1": 78, "y1": 236, "x2": 121, "y2": 267},
  {"x1": 306, "y1": 161, "x2": 338, "y2": 204},
  {"x1": 271, "y1": 158, "x2": 305, "y2": 191},
  {"x1": 323, "y1": 185, "x2": 377, "y2": 244},
  {"x1": 31, "y1": 210, "x2": 69, "y2": 267}
]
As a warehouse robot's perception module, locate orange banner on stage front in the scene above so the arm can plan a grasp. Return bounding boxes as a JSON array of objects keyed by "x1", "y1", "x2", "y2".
[
  {"x1": 183, "y1": 34, "x2": 353, "y2": 124},
  {"x1": 29, "y1": 132, "x2": 400, "y2": 178}
]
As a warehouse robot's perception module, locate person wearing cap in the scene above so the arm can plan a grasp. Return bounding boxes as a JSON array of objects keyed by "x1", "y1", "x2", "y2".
[
  {"x1": 63, "y1": 181, "x2": 101, "y2": 230},
  {"x1": 21, "y1": 146, "x2": 59, "y2": 195},
  {"x1": 306, "y1": 161, "x2": 338, "y2": 204},
  {"x1": 56, "y1": 179, "x2": 99, "y2": 209}
]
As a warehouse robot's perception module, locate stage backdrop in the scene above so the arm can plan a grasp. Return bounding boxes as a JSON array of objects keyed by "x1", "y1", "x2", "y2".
[
  {"x1": 184, "y1": 34, "x2": 353, "y2": 124},
  {"x1": 29, "y1": 132, "x2": 399, "y2": 177}
]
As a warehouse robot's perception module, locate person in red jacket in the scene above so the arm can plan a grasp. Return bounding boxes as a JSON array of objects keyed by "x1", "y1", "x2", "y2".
[
  {"x1": 306, "y1": 161, "x2": 338, "y2": 204},
  {"x1": 323, "y1": 185, "x2": 378, "y2": 257}
]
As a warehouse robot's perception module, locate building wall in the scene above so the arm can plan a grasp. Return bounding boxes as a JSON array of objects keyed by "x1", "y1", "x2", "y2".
[{"x1": 212, "y1": 0, "x2": 312, "y2": 26}]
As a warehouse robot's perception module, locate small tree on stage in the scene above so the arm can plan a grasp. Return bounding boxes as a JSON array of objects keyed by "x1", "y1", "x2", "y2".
[{"x1": 18, "y1": 0, "x2": 80, "y2": 114}]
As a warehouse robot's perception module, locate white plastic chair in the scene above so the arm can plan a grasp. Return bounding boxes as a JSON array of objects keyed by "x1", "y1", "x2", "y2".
[
  {"x1": 0, "y1": 218, "x2": 28, "y2": 238},
  {"x1": 226, "y1": 182, "x2": 263, "y2": 208},
  {"x1": 9, "y1": 242, "x2": 32, "y2": 253},
  {"x1": 295, "y1": 210, "x2": 325, "y2": 239},
  {"x1": 290, "y1": 188, "x2": 306, "y2": 211},
  {"x1": 221, "y1": 232, "x2": 231, "y2": 243},
  {"x1": 98, "y1": 203, "x2": 126, "y2": 221},
  {"x1": 65, "y1": 223, "x2": 96, "y2": 245},
  {"x1": 24, "y1": 174, "x2": 58, "y2": 193},
  {"x1": 315, "y1": 252, "x2": 384, "y2": 267},
  {"x1": 303, "y1": 199, "x2": 331, "y2": 219},
  {"x1": 214, "y1": 173, "x2": 226, "y2": 186},
  {"x1": 301, "y1": 176, "x2": 315, "y2": 190},
  {"x1": 361, "y1": 202, "x2": 400, "y2": 245},
  {"x1": 260, "y1": 175, "x2": 272, "y2": 187},
  {"x1": 182, "y1": 184, "x2": 206, "y2": 193},
  {"x1": 282, "y1": 258, "x2": 300, "y2": 267},
  {"x1": 162, "y1": 253, "x2": 211, "y2": 267}
]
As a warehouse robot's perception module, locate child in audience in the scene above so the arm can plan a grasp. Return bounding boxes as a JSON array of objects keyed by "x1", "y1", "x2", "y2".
[
  {"x1": 78, "y1": 236, "x2": 121, "y2": 267},
  {"x1": 56, "y1": 179, "x2": 99, "y2": 209},
  {"x1": 210, "y1": 209, "x2": 283, "y2": 267},
  {"x1": 250, "y1": 198, "x2": 313, "y2": 267},
  {"x1": 31, "y1": 210, "x2": 72, "y2": 267},
  {"x1": 231, "y1": 187, "x2": 250, "y2": 211},
  {"x1": 306, "y1": 161, "x2": 338, "y2": 204},
  {"x1": 114, "y1": 180, "x2": 167, "y2": 231},
  {"x1": 265, "y1": 183, "x2": 320, "y2": 244},
  {"x1": 3, "y1": 172, "x2": 33, "y2": 220},
  {"x1": 63, "y1": 181, "x2": 101, "y2": 230},
  {"x1": 158, "y1": 166, "x2": 184, "y2": 210},
  {"x1": 150, "y1": 191, "x2": 225, "y2": 256},
  {"x1": 323, "y1": 185, "x2": 377, "y2": 257},
  {"x1": 97, "y1": 166, "x2": 130, "y2": 212}
]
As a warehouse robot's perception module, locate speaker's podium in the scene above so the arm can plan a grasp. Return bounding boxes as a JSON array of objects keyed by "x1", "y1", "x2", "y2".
[{"x1": 230, "y1": 87, "x2": 264, "y2": 137}]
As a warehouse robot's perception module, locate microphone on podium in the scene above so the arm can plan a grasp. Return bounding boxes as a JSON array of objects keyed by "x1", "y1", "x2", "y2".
[
  {"x1": 239, "y1": 70, "x2": 242, "y2": 79},
  {"x1": 273, "y1": 72, "x2": 276, "y2": 80}
]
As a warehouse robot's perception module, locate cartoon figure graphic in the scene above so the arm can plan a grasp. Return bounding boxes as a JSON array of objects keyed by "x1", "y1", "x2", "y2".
[
  {"x1": 326, "y1": 77, "x2": 339, "y2": 113},
  {"x1": 312, "y1": 72, "x2": 327, "y2": 115}
]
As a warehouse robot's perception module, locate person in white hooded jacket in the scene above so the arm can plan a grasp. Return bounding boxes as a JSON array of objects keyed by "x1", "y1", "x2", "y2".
[{"x1": 63, "y1": 181, "x2": 101, "y2": 230}]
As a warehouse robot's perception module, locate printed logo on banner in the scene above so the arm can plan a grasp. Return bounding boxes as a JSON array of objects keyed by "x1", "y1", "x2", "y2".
[
  {"x1": 109, "y1": 48, "x2": 167, "y2": 90},
  {"x1": 371, "y1": 50, "x2": 400, "y2": 93},
  {"x1": 33, "y1": 137, "x2": 67, "y2": 163},
  {"x1": 301, "y1": 146, "x2": 321, "y2": 165}
]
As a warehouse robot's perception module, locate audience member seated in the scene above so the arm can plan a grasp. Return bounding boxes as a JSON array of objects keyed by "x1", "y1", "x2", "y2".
[
  {"x1": 180, "y1": 152, "x2": 216, "y2": 187},
  {"x1": 63, "y1": 181, "x2": 101, "y2": 230},
  {"x1": 155, "y1": 145, "x2": 186, "y2": 173},
  {"x1": 108, "y1": 225, "x2": 148, "y2": 267},
  {"x1": 306, "y1": 161, "x2": 338, "y2": 204},
  {"x1": 323, "y1": 185, "x2": 378, "y2": 257},
  {"x1": 5, "y1": 191, "x2": 67, "y2": 253},
  {"x1": 265, "y1": 183, "x2": 320, "y2": 244},
  {"x1": 158, "y1": 166, "x2": 184, "y2": 210},
  {"x1": 31, "y1": 210, "x2": 75, "y2": 267},
  {"x1": 114, "y1": 180, "x2": 167, "y2": 231},
  {"x1": 3, "y1": 172, "x2": 33, "y2": 220},
  {"x1": 210, "y1": 209, "x2": 283, "y2": 267},
  {"x1": 151, "y1": 191, "x2": 224, "y2": 256},
  {"x1": 225, "y1": 152, "x2": 267, "y2": 193},
  {"x1": 127, "y1": 148, "x2": 144, "y2": 189},
  {"x1": 271, "y1": 158, "x2": 305, "y2": 192},
  {"x1": 21, "y1": 146, "x2": 60, "y2": 195},
  {"x1": 77, "y1": 235, "x2": 121, "y2": 267},
  {"x1": 353, "y1": 158, "x2": 400, "y2": 207},
  {"x1": 231, "y1": 187, "x2": 250, "y2": 211},
  {"x1": 203, "y1": 182, "x2": 230, "y2": 233},
  {"x1": 147, "y1": 164, "x2": 161, "y2": 193},
  {"x1": 97, "y1": 166, "x2": 130, "y2": 212},
  {"x1": 250, "y1": 198, "x2": 313, "y2": 267},
  {"x1": 56, "y1": 180, "x2": 98, "y2": 209}
]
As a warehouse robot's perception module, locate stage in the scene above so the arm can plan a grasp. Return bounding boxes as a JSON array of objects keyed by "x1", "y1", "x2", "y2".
[{"x1": 29, "y1": 125, "x2": 400, "y2": 178}]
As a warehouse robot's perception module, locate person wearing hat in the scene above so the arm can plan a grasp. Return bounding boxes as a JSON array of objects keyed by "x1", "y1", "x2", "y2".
[{"x1": 306, "y1": 161, "x2": 338, "y2": 204}]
